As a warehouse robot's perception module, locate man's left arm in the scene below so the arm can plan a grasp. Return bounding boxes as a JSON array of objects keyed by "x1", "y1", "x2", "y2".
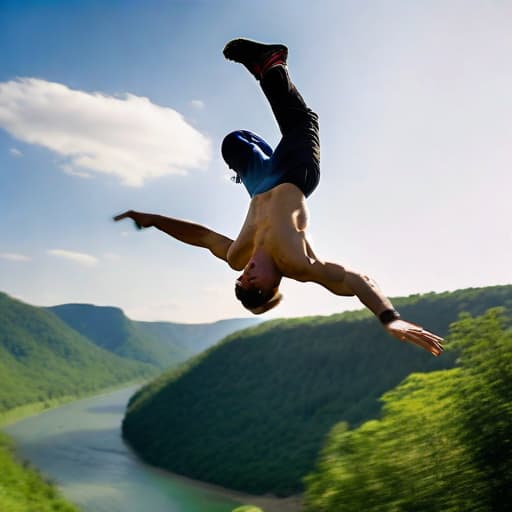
[
  {"x1": 114, "y1": 210, "x2": 233, "y2": 262},
  {"x1": 296, "y1": 260, "x2": 444, "y2": 356}
]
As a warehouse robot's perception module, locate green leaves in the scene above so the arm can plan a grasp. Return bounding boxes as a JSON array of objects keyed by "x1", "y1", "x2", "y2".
[
  {"x1": 449, "y1": 308, "x2": 512, "y2": 511},
  {"x1": 0, "y1": 433, "x2": 79, "y2": 512},
  {"x1": 304, "y1": 308, "x2": 512, "y2": 512}
]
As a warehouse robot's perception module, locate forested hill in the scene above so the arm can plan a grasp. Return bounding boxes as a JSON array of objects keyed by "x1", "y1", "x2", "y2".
[
  {"x1": 49, "y1": 304, "x2": 185, "y2": 368},
  {"x1": 122, "y1": 285, "x2": 512, "y2": 497},
  {"x1": 0, "y1": 292, "x2": 155, "y2": 413},
  {"x1": 49, "y1": 303, "x2": 259, "y2": 368},
  {"x1": 0, "y1": 292, "x2": 260, "y2": 415},
  {"x1": 135, "y1": 318, "x2": 262, "y2": 357},
  {"x1": 304, "y1": 307, "x2": 512, "y2": 512}
]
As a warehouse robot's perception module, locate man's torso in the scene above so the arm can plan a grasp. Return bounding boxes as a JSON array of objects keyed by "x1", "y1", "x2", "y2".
[{"x1": 227, "y1": 183, "x2": 315, "y2": 277}]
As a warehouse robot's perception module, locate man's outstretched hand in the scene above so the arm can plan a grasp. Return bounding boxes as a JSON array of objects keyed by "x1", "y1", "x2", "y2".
[
  {"x1": 385, "y1": 319, "x2": 444, "y2": 356},
  {"x1": 113, "y1": 210, "x2": 154, "y2": 229}
]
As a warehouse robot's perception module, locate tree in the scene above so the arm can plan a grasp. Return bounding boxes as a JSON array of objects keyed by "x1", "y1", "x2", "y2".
[{"x1": 449, "y1": 308, "x2": 512, "y2": 511}]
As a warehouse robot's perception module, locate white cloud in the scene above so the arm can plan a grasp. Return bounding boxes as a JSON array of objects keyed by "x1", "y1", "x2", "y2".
[
  {"x1": 60, "y1": 163, "x2": 93, "y2": 179},
  {"x1": 0, "y1": 78, "x2": 211, "y2": 186},
  {"x1": 190, "y1": 99, "x2": 205, "y2": 110},
  {"x1": 0, "y1": 252, "x2": 31, "y2": 262},
  {"x1": 9, "y1": 147, "x2": 22, "y2": 157},
  {"x1": 47, "y1": 249, "x2": 98, "y2": 267}
]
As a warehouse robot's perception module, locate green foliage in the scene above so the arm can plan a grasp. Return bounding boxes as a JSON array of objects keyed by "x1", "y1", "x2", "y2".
[
  {"x1": 136, "y1": 317, "x2": 261, "y2": 357},
  {"x1": 122, "y1": 285, "x2": 512, "y2": 496},
  {"x1": 0, "y1": 292, "x2": 156, "y2": 413},
  {"x1": 0, "y1": 292, "x2": 255, "y2": 414},
  {"x1": 0, "y1": 432, "x2": 78, "y2": 512},
  {"x1": 48, "y1": 303, "x2": 188, "y2": 368},
  {"x1": 0, "y1": 292, "x2": 260, "y2": 512},
  {"x1": 304, "y1": 308, "x2": 512, "y2": 511},
  {"x1": 449, "y1": 308, "x2": 512, "y2": 511},
  {"x1": 232, "y1": 507, "x2": 263, "y2": 512},
  {"x1": 49, "y1": 304, "x2": 259, "y2": 368}
]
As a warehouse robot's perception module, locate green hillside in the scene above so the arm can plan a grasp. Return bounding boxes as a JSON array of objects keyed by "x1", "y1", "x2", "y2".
[
  {"x1": 122, "y1": 285, "x2": 512, "y2": 496},
  {"x1": 0, "y1": 295, "x2": 257, "y2": 512},
  {"x1": 49, "y1": 304, "x2": 259, "y2": 369},
  {"x1": 0, "y1": 432, "x2": 78, "y2": 512},
  {"x1": 304, "y1": 307, "x2": 512, "y2": 512},
  {"x1": 0, "y1": 292, "x2": 155, "y2": 413},
  {"x1": 48, "y1": 304, "x2": 187, "y2": 368},
  {"x1": 135, "y1": 317, "x2": 261, "y2": 356}
]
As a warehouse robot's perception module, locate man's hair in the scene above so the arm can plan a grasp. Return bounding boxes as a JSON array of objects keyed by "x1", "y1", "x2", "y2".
[{"x1": 235, "y1": 284, "x2": 282, "y2": 315}]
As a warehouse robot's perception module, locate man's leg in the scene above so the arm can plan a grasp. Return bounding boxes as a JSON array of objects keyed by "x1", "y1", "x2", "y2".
[
  {"x1": 261, "y1": 65, "x2": 317, "y2": 137},
  {"x1": 224, "y1": 38, "x2": 320, "y2": 196},
  {"x1": 223, "y1": 38, "x2": 315, "y2": 137}
]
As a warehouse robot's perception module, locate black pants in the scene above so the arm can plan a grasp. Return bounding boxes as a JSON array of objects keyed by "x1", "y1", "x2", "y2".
[{"x1": 261, "y1": 65, "x2": 320, "y2": 197}]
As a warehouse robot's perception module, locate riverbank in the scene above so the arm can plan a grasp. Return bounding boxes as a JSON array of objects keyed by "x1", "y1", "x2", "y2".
[
  {"x1": 146, "y1": 464, "x2": 303, "y2": 512},
  {"x1": 3, "y1": 384, "x2": 303, "y2": 512},
  {"x1": 0, "y1": 378, "x2": 147, "y2": 427},
  {"x1": 0, "y1": 382, "x2": 148, "y2": 512},
  {"x1": 0, "y1": 431, "x2": 79, "y2": 512}
]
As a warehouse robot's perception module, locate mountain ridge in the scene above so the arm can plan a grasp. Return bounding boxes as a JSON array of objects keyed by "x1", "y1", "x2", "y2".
[
  {"x1": 122, "y1": 284, "x2": 512, "y2": 496},
  {"x1": 49, "y1": 303, "x2": 260, "y2": 368},
  {"x1": 0, "y1": 291, "x2": 155, "y2": 413},
  {"x1": 0, "y1": 291, "x2": 260, "y2": 414}
]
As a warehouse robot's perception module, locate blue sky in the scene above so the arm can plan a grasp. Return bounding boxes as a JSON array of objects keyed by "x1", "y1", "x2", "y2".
[{"x1": 1, "y1": 0, "x2": 511, "y2": 322}]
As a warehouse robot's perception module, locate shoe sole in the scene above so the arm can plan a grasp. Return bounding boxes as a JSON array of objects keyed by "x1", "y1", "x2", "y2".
[{"x1": 223, "y1": 38, "x2": 288, "y2": 64}]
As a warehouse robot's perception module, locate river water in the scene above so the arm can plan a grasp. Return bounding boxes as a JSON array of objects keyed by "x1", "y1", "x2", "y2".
[{"x1": 3, "y1": 386, "x2": 241, "y2": 512}]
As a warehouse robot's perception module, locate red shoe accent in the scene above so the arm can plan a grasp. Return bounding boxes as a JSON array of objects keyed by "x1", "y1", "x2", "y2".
[
  {"x1": 260, "y1": 51, "x2": 287, "y2": 77},
  {"x1": 223, "y1": 39, "x2": 288, "y2": 80}
]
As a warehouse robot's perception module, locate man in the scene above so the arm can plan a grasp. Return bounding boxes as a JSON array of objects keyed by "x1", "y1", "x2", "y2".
[{"x1": 115, "y1": 38, "x2": 444, "y2": 357}]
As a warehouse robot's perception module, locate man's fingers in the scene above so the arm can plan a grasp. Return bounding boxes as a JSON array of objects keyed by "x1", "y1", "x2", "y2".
[
  {"x1": 402, "y1": 329, "x2": 443, "y2": 354},
  {"x1": 113, "y1": 213, "x2": 128, "y2": 221},
  {"x1": 408, "y1": 327, "x2": 444, "y2": 347},
  {"x1": 408, "y1": 337, "x2": 440, "y2": 356},
  {"x1": 390, "y1": 320, "x2": 444, "y2": 356},
  {"x1": 416, "y1": 339, "x2": 444, "y2": 355},
  {"x1": 114, "y1": 210, "x2": 137, "y2": 221},
  {"x1": 415, "y1": 332, "x2": 443, "y2": 350},
  {"x1": 421, "y1": 329, "x2": 444, "y2": 342}
]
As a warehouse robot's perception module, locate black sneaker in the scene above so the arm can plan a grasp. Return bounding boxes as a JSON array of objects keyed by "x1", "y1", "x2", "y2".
[{"x1": 223, "y1": 38, "x2": 288, "y2": 80}]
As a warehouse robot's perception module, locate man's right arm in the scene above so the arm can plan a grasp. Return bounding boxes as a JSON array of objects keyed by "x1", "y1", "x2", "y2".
[
  {"x1": 113, "y1": 210, "x2": 233, "y2": 262},
  {"x1": 295, "y1": 259, "x2": 444, "y2": 356}
]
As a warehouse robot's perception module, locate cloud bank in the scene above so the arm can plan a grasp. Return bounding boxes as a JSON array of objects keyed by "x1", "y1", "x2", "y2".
[
  {"x1": 0, "y1": 252, "x2": 31, "y2": 262},
  {"x1": 47, "y1": 249, "x2": 98, "y2": 267},
  {"x1": 0, "y1": 78, "x2": 211, "y2": 186}
]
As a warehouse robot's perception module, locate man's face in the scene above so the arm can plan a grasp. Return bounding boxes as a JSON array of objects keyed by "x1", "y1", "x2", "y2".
[
  {"x1": 236, "y1": 262, "x2": 276, "y2": 295},
  {"x1": 234, "y1": 258, "x2": 283, "y2": 313}
]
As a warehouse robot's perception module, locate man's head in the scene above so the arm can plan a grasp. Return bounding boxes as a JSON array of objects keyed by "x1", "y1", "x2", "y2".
[
  {"x1": 221, "y1": 130, "x2": 273, "y2": 174},
  {"x1": 234, "y1": 252, "x2": 283, "y2": 315},
  {"x1": 235, "y1": 283, "x2": 283, "y2": 315}
]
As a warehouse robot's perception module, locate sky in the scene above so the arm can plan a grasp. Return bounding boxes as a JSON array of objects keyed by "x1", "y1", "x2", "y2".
[{"x1": 1, "y1": 0, "x2": 511, "y2": 323}]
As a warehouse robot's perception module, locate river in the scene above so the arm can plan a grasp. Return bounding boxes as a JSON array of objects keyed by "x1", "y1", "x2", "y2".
[{"x1": 3, "y1": 386, "x2": 242, "y2": 512}]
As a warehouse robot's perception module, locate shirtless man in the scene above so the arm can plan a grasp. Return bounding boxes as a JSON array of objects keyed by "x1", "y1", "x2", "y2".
[{"x1": 114, "y1": 38, "x2": 444, "y2": 357}]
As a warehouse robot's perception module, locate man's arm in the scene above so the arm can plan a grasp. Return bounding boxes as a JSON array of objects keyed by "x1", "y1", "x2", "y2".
[
  {"x1": 114, "y1": 210, "x2": 233, "y2": 262},
  {"x1": 297, "y1": 260, "x2": 444, "y2": 356}
]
